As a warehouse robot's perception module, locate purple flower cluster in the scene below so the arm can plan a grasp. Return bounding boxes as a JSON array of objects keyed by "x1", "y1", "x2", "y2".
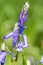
[
  {"x1": 4, "y1": 9, "x2": 28, "y2": 51},
  {"x1": 0, "y1": 2, "x2": 29, "y2": 65}
]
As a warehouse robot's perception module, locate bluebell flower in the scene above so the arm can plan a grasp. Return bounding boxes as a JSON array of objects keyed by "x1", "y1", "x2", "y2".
[
  {"x1": 18, "y1": 2, "x2": 29, "y2": 27},
  {"x1": 0, "y1": 51, "x2": 6, "y2": 65},
  {"x1": 0, "y1": 42, "x2": 6, "y2": 65},
  {"x1": 40, "y1": 56, "x2": 43, "y2": 64},
  {"x1": 0, "y1": 43, "x2": 16, "y2": 65},
  {"x1": 18, "y1": 13, "x2": 28, "y2": 26},
  {"x1": 16, "y1": 34, "x2": 29, "y2": 52},
  {"x1": 1, "y1": 62, "x2": 4, "y2": 65},
  {"x1": 18, "y1": 11, "x2": 28, "y2": 27},
  {"x1": 4, "y1": 31, "x2": 18, "y2": 49},
  {"x1": 16, "y1": 41, "x2": 23, "y2": 52},
  {"x1": 3, "y1": 2, "x2": 29, "y2": 50},
  {"x1": 0, "y1": 51, "x2": 16, "y2": 65},
  {"x1": 4, "y1": 23, "x2": 25, "y2": 49},
  {"x1": 4, "y1": 26, "x2": 28, "y2": 49}
]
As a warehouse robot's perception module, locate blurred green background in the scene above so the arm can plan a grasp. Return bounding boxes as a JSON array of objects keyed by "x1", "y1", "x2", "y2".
[{"x1": 0, "y1": 0, "x2": 43, "y2": 65}]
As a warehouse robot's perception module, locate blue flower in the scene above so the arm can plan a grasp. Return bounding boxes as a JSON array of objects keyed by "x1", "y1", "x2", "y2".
[
  {"x1": 0, "y1": 51, "x2": 6, "y2": 63},
  {"x1": 18, "y1": 2, "x2": 29, "y2": 27},
  {"x1": 16, "y1": 34, "x2": 29, "y2": 52},
  {"x1": 4, "y1": 31, "x2": 18, "y2": 49},
  {"x1": 16, "y1": 41, "x2": 23, "y2": 52},
  {"x1": 40, "y1": 56, "x2": 43, "y2": 64},
  {"x1": 18, "y1": 12, "x2": 28, "y2": 27}
]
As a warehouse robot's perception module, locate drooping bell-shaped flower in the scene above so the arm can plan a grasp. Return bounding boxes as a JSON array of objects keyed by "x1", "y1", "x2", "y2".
[
  {"x1": 4, "y1": 31, "x2": 18, "y2": 48},
  {"x1": 16, "y1": 34, "x2": 29, "y2": 52},
  {"x1": 0, "y1": 51, "x2": 6, "y2": 63},
  {"x1": 0, "y1": 42, "x2": 7, "y2": 64},
  {"x1": 16, "y1": 41, "x2": 23, "y2": 52},
  {"x1": 4, "y1": 23, "x2": 27, "y2": 49},
  {"x1": 4, "y1": 23, "x2": 19, "y2": 49}
]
